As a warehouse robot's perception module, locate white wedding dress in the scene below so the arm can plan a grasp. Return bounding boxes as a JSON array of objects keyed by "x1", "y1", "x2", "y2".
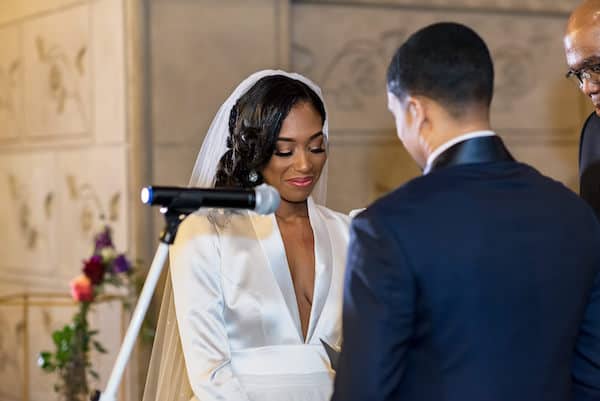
[
  {"x1": 170, "y1": 198, "x2": 349, "y2": 401},
  {"x1": 142, "y1": 69, "x2": 347, "y2": 401}
]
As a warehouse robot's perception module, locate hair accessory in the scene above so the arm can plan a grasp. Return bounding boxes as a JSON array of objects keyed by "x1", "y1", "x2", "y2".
[{"x1": 248, "y1": 170, "x2": 259, "y2": 183}]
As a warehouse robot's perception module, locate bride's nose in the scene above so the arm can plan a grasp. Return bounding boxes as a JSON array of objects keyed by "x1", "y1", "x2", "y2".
[{"x1": 293, "y1": 149, "x2": 312, "y2": 172}]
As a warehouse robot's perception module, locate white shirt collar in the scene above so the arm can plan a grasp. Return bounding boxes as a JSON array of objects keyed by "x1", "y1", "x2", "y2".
[{"x1": 423, "y1": 130, "x2": 496, "y2": 175}]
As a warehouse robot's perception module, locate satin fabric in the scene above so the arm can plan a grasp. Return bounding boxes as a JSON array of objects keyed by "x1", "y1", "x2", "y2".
[{"x1": 170, "y1": 197, "x2": 350, "y2": 401}]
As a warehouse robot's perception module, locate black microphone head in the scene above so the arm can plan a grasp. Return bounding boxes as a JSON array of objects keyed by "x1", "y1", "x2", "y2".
[{"x1": 254, "y1": 184, "x2": 280, "y2": 214}]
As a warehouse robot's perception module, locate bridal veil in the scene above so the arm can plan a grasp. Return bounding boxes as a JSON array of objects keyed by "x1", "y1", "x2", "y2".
[{"x1": 142, "y1": 70, "x2": 329, "y2": 401}]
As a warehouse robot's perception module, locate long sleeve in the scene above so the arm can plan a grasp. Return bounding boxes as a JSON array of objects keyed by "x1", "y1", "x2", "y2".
[
  {"x1": 573, "y1": 270, "x2": 600, "y2": 401},
  {"x1": 170, "y1": 215, "x2": 250, "y2": 401},
  {"x1": 331, "y1": 211, "x2": 416, "y2": 401}
]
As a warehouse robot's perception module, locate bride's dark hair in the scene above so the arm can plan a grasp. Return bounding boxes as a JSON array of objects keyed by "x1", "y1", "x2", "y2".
[{"x1": 214, "y1": 75, "x2": 326, "y2": 188}]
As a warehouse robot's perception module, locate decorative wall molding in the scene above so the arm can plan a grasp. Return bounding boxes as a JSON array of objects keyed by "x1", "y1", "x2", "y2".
[
  {"x1": 0, "y1": 0, "x2": 136, "y2": 398},
  {"x1": 65, "y1": 174, "x2": 121, "y2": 235},
  {"x1": 35, "y1": 35, "x2": 87, "y2": 121},
  {"x1": 294, "y1": 29, "x2": 406, "y2": 111},
  {"x1": 0, "y1": 0, "x2": 88, "y2": 26}
]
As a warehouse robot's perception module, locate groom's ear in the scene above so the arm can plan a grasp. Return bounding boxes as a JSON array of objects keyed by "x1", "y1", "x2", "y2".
[{"x1": 406, "y1": 96, "x2": 426, "y2": 129}]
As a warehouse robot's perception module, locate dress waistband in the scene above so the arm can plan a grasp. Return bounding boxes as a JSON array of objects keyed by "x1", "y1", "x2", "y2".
[{"x1": 230, "y1": 344, "x2": 332, "y2": 376}]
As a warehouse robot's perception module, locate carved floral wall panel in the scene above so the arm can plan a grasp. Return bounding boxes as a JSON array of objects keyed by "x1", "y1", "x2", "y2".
[
  {"x1": 0, "y1": 0, "x2": 133, "y2": 399},
  {"x1": 22, "y1": 3, "x2": 91, "y2": 138},
  {"x1": 0, "y1": 153, "x2": 58, "y2": 281},
  {"x1": 56, "y1": 147, "x2": 128, "y2": 279},
  {"x1": 292, "y1": 4, "x2": 583, "y2": 136},
  {"x1": 0, "y1": 25, "x2": 22, "y2": 141}
]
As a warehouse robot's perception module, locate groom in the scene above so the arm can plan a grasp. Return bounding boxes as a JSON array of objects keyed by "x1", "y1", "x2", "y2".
[{"x1": 331, "y1": 22, "x2": 600, "y2": 401}]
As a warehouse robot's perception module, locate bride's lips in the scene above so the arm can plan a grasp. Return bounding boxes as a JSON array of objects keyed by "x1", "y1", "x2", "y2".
[{"x1": 286, "y1": 176, "x2": 314, "y2": 187}]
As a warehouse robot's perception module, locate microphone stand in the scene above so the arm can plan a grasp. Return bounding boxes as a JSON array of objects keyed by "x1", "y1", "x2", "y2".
[{"x1": 95, "y1": 207, "x2": 190, "y2": 401}]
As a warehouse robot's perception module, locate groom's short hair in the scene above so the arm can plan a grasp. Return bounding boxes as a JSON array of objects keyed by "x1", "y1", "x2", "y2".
[{"x1": 386, "y1": 22, "x2": 494, "y2": 118}]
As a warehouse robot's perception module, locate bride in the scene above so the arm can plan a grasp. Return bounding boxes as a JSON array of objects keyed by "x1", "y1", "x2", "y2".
[{"x1": 142, "y1": 70, "x2": 350, "y2": 401}]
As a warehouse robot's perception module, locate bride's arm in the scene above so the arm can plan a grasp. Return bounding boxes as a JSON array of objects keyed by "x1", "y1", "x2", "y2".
[{"x1": 170, "y1": 215, "x2": 250, "y2": 401}]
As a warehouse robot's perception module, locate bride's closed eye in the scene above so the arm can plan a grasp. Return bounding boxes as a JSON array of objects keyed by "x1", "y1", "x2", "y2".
[
  {"x1": 274, "y1": 149, "x2": 293, "y2": 157},
  {"x1": 309, "y1": 135, "x2": 326, "y2": 154},
  {"x1": 273, "y1": 145, "x2": 326, "y2": 157},
  {"x1": 274, "y1": 131, "x2": 326, "y2": 157}
]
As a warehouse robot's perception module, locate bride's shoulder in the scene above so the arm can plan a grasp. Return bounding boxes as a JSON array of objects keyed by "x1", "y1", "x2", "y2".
[
  {"x1": 177, "y1": 209, "x2": 238, "y2": 238},
  {"x1": 314, "y1": 204, "x2": 352, "y2": 226},
  {"x1": 175, "y1": 210, "x2": 218, "y2": 240}
]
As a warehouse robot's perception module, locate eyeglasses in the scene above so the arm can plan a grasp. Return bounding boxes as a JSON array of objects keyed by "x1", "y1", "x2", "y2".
[{"x1": 566, "y1": 64, "x2": 600, "y2": 88}]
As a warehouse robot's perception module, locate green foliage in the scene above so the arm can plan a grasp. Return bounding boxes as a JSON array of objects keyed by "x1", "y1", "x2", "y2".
[
  {"x1": 38, "y1": 306, "x2": 90, "y2": 400},
  {"x1": 37, "y1": 226, "x2": 140, "y2": 401}
]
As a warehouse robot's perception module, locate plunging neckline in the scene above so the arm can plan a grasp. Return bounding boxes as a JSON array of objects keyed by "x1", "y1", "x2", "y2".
[
  {"x1": 249, "y1": 197, "x2": 333, "y2": 344},
  {"x1": 275, "y1": 213, "x2": 316, "y2": 342}
]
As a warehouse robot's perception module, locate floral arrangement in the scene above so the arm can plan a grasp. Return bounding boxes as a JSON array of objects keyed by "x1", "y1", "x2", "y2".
[{"x1": 38, "y1": 226, "x2": 137, "y2": 401}]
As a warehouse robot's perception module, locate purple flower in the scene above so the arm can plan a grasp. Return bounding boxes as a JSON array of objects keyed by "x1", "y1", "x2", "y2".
[
  {"x1": 83, "y1": 255, "x2": 105, "y2": 285},
  {"x1": 94, "y1": 226, "x2": 113, "y2": 253},
  {"x1": 113, "y1": 254, "x2": 131, "y2": 273}
]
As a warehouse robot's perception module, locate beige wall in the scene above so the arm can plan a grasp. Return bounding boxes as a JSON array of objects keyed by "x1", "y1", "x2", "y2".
[
  {"x1": 292, "y1": 1, "x2": 590, "y2": 211},
  {"x1": 150, "y1": 0, "x2": 290, "y2": 189},
  {"x1": 150, "y1": 0, "x2": 590, "y2": 215},
  {"x1": 0, "y1": 0, "x2": 593, "y2": 400},
  {"x1": 0, "y1": 0, "x2": 143, "y2": 400}
]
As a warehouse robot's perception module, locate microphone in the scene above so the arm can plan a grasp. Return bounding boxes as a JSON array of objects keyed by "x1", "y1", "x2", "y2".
[{"x1": 140, "y1": 183, "x2": 280, "y2": 215}]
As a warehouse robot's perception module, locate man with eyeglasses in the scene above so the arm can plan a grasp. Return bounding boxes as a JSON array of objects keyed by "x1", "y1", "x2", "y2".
[{"x1": 565, "y1": 0, "x2": 600, "y2": 218}]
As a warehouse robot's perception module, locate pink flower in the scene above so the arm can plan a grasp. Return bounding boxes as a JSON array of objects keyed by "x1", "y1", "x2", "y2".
[
  {"x1": 83, "y1": 255, "x2": 105, "y2": 285},
  {"x1": 70, "y1": 275, "x2": 93, "y2": 302}
]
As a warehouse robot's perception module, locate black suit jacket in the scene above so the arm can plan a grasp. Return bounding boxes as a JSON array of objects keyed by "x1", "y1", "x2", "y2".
[
  {"x1": 580, "y1": 112, "x2": 600, "y2": 218},
  {"x1": 332, "y1": 136, "x2": 600, "y2": 401}
]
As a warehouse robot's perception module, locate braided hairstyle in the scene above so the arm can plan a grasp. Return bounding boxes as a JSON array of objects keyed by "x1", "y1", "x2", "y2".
[{"x1": 214, "y1": 75, "x2": 326, "y2": 188}]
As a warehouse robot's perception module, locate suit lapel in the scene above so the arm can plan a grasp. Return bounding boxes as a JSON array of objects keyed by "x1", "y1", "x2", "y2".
[
  {"x1": 305, "y1": 197, "x2": 333, "y2": 343},
  {"x1": 249, "y1": 212, "x2": 303, "y2": 342}
]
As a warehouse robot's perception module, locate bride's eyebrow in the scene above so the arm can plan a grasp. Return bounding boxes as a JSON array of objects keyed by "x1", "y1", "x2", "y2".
[{"x1": 277, "y1": 132, "x2": 324, "y2": 142}]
